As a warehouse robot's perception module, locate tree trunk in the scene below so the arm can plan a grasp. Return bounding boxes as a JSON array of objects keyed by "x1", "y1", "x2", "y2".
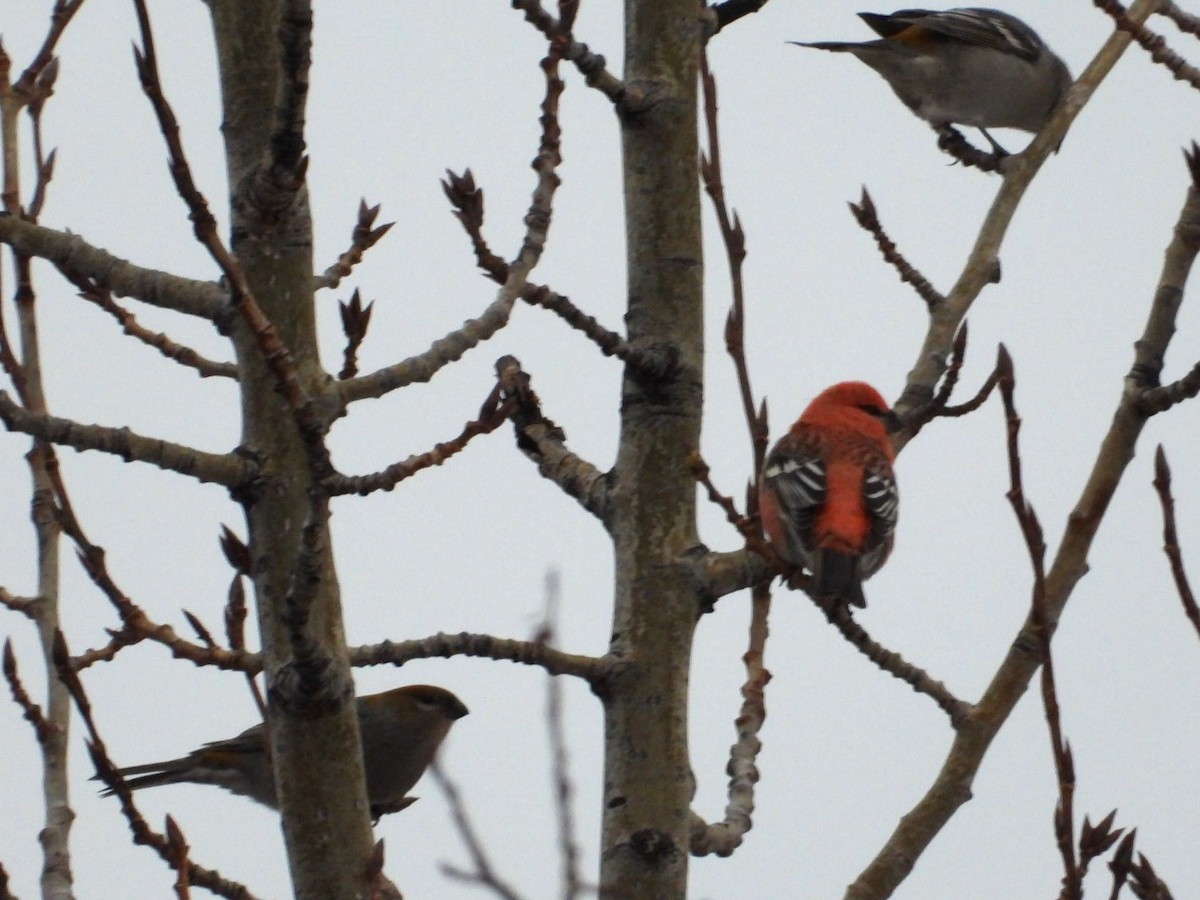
[
  {"x1": 601, "y1": 1, "x2": 704, "y2": 896},
  {"x1": 208, "y1": 3, "x2": 377, "y2": 896}
]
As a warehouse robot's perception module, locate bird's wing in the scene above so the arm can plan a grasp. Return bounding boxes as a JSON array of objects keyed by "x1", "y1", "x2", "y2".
[
  {"x1": 885, "y1": 8, "x2": 1044, "y2": 61},
  {"x1": 860, "y1": 462, "x2": 899, "y2": 577},
  {"x1": 762, "y1": 442, "x2": 826, "y2": 550}
]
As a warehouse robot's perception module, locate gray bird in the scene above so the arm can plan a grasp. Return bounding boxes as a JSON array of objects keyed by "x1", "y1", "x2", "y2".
[{"x1": 791, "y1": 8, "x2": 1072, "y2": 154}]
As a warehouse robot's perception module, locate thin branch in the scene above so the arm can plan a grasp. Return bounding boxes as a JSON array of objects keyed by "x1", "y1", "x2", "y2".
[
  {"x1": 1094, "y1": 0, "x2": 1200, "y2": 90},
  {"x1": 0, "y1": 216, "x2": 226, "y2": 319},
  {"x1": 326, "y1": 383, "x2": 515, "y2": 495},
  {"x1": 539, "y1": 572, "x2": 585, "y2": 900},
  {"x1": 520, "y1": 284, "x2": 636, "y2": 361},
  {"x1": 689, "y1": 580, "x2": 772, "y2": 857},
  {"x1": 340, "y1": 37, "x2": 567, "y2": 405},
  {"x1": 818, "y1": 600, "x2": 970, "y2": 724},
  {"x1": 73, "y1": 277, "x2": 236, "y2": 379},
  {"x1": 495, "y1": 355, "x2": 611, "y2": 522},
  {"x1": 337, "y1": 289, "x2": 373, "y2": 380},
  {"x1": 509, "y1": 0, "x2": 642, "y2": 113},
  {"x1": 52, "y1": 632, "x2": 259, "y2": 900},
  {"x1": 1159, "y1": 0, "x2": 1200, "y2": 35},
  {"x1": 433, "y1": 761, "x2": 526, "y2": 900},
  {"x1": 350, "y1": 632, "x2": 608, "y2": 686},
  {"x1": 848, "y1": 187, "x2": 946, "y2": 310},
  {"x1": 131, "y1": 0, "x2": 311, "y2": 414},
  {"x1": 997, "y1": 359, "x2": 1080, "y2": 899},
  {"x1": 0, "y1": 587, "x2": 39, "y2": 619},
  {"x1": 2, "y1": 639, "x2": 56, "y2": 745},
  {"x1": 699, "y1": 50, "x2": 769, "y2": 486},
  {"x1": 0, "y1": 390, "x2": 254, "y2": 486},
  {"x1": 1151, "y1": 446, "x2": 1200, "y2": 642},
  {"x1": 315, "y1": 199, "x2": 394, "y2": 291}
]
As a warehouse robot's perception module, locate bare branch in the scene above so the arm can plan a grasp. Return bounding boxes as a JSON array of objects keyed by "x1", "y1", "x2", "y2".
[
  {"x1": 0, "y1": 390, "x2": 254, "y2": 487},
  {"x1": 337, "y1": 289, "x2": 373, "y2": 380},
  {"x1": 495, "y1": 355, "x2": 611, "y2": 522},
  {"x1": 699, "y1": 51, "x2": 769, "y2": 486},
  {"x1": 131, "y1": 0, "x2": 312, "y2": 415},
  {"x1": 848, "y1": 187, "x2": 946, "y2": 310},
  {"x1": 3, "y1": 639, "x2": 56, "y2": 745},
  {"x1": 52, "y1": 632, "x2": 259, "y2": 900},
  {"x1": 0, "y1": 587, "x2": 38, "y2": 619},
  {"x1": 997, "y1": 360, "x2": 1081, "y2": 898},
  {"x1": 433, "y1": 761, "x2": 526, "y2": 900},
  {"x1": 510, "y1": 0, "x2": 642, "y2": 113},
  {"x1": 520, "y1": 284, "x2": 636, "y2": 361},
  {"x1": 690, "y1": 580, "x2": 772, "y2": 858},
  {"x1": 1151, "y1": 446, "x2": 1200, "y2": 642},
  {"x1": 340, "y1": 38, "x2": 566, "y2": 405},
  {"x1": 819, "y1": 600, "x2": 970, "y2": 724},
  {"x1": 74, "y1": 277, "x2": 236, "y2": 379},
  {"x1": 0, "y1": 216, "x2": 226, "y2": 319},
  {"x1": 350, "y1": 632, "x2": 608, "y2": 686},
  {"x1": 327, "y1": 383, "x2": 514, "y2": 495},
  {"x1": 1094, "y1": 0, "x2": 1200, "y2": 90},
  {"x1": 1159, "y1": 0, "x2": 1200, "y2": 35},
  {"x1": 315, "y1": 199, "x2": 394, "y2": 290}
]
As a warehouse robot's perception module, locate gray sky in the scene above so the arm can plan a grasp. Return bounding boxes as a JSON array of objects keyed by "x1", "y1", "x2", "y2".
[{"x1": 2, "y1": 1, "x2": 1199, "y2": 898}]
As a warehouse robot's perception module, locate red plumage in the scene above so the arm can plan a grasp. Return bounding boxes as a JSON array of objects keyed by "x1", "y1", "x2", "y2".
[{"x1": 758, "y1": 382, "x2": 898, "y2": 608}]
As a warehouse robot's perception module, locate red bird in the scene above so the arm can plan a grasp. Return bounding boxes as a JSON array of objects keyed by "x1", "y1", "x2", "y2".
[{"x1": 759, "y1": 382, "x2": 899, "y2": 608}]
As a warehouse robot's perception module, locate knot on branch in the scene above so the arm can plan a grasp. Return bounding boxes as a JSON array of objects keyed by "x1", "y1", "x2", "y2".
[{"x1": 629, "y1": 828, "x2": 680, "y2": 865}]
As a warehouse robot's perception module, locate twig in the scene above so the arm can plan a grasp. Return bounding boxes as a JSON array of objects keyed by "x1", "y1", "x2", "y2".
[
  {"x1": 848, "y1": 187, "x2": 945, "y2": 310},
  {"x1": 818, "y1": 600, "x2": 970, "y2": 724},
  {"x1": 699, "y1": 50, "x2": 769, "y2": 486},
  {"x1": 432, "y1": 761, "x2": 526, "y2": 900},
  {"x1": 1151, "y1": 446, "x2": 1200, "y2": 642},
  {"x1": 0, "y1": 588, "x2": 38, "y2": 619},
  {"x1": 520, "y1": 285, "x2": 635, "y2": 361},
  {"x1": 73, "y1": 277, "x2": 236, "y2": 379},
  {"x1": 52, "y1": 632, "x2": 258, "y2": 899},
  {"x1": 1094, "y1": 0, "x2": 1200, "y2": 90},
  {"x1": 131, "y1": 0, "x2": 311, "y2": 416},
  {"x1": 340, "y1": 33, "x2": 567, "y2": 405},
  {"x1": 164, "y1": 816, "x2": 193, "y2": 900},
  {"x1": 326, "y1": 383, "x2": 515, "y2": 495},
  {"x1": 509, "y1": 0, "x2": 642, "y2": 113},
  {"x1": 315, "y1": 199, "x2": 394, "y2": 290},
  {"x1": 997, "y1": 357, "x2": 1080, "y2": 899},
  {"x1": 337, "y1": 289, "x2": 373, "y2": 380},
  {"x1": 539, "y1": 572, "x2": 585, "y2": 899},
  {"x1": 1159, "y1": 0, "x2": 1200, "y2": 36},
  {"x1": 2, "y1": 639, "x2": 56, "y2": 744},
  {"x1": 495, "y1": 356, "x2": 611, "y2": 522},
  {"x1": 689, "y1": 581, "x2": 772, "y2": 857}
]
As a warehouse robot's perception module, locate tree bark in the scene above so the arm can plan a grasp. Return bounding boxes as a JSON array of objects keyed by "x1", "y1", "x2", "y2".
[
  {"x1": 208, "y1": 3, "x2": 376, "y2": 897},
  {"x1": 601, "y1": 1, "x2": 704, "y2": 896}
]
